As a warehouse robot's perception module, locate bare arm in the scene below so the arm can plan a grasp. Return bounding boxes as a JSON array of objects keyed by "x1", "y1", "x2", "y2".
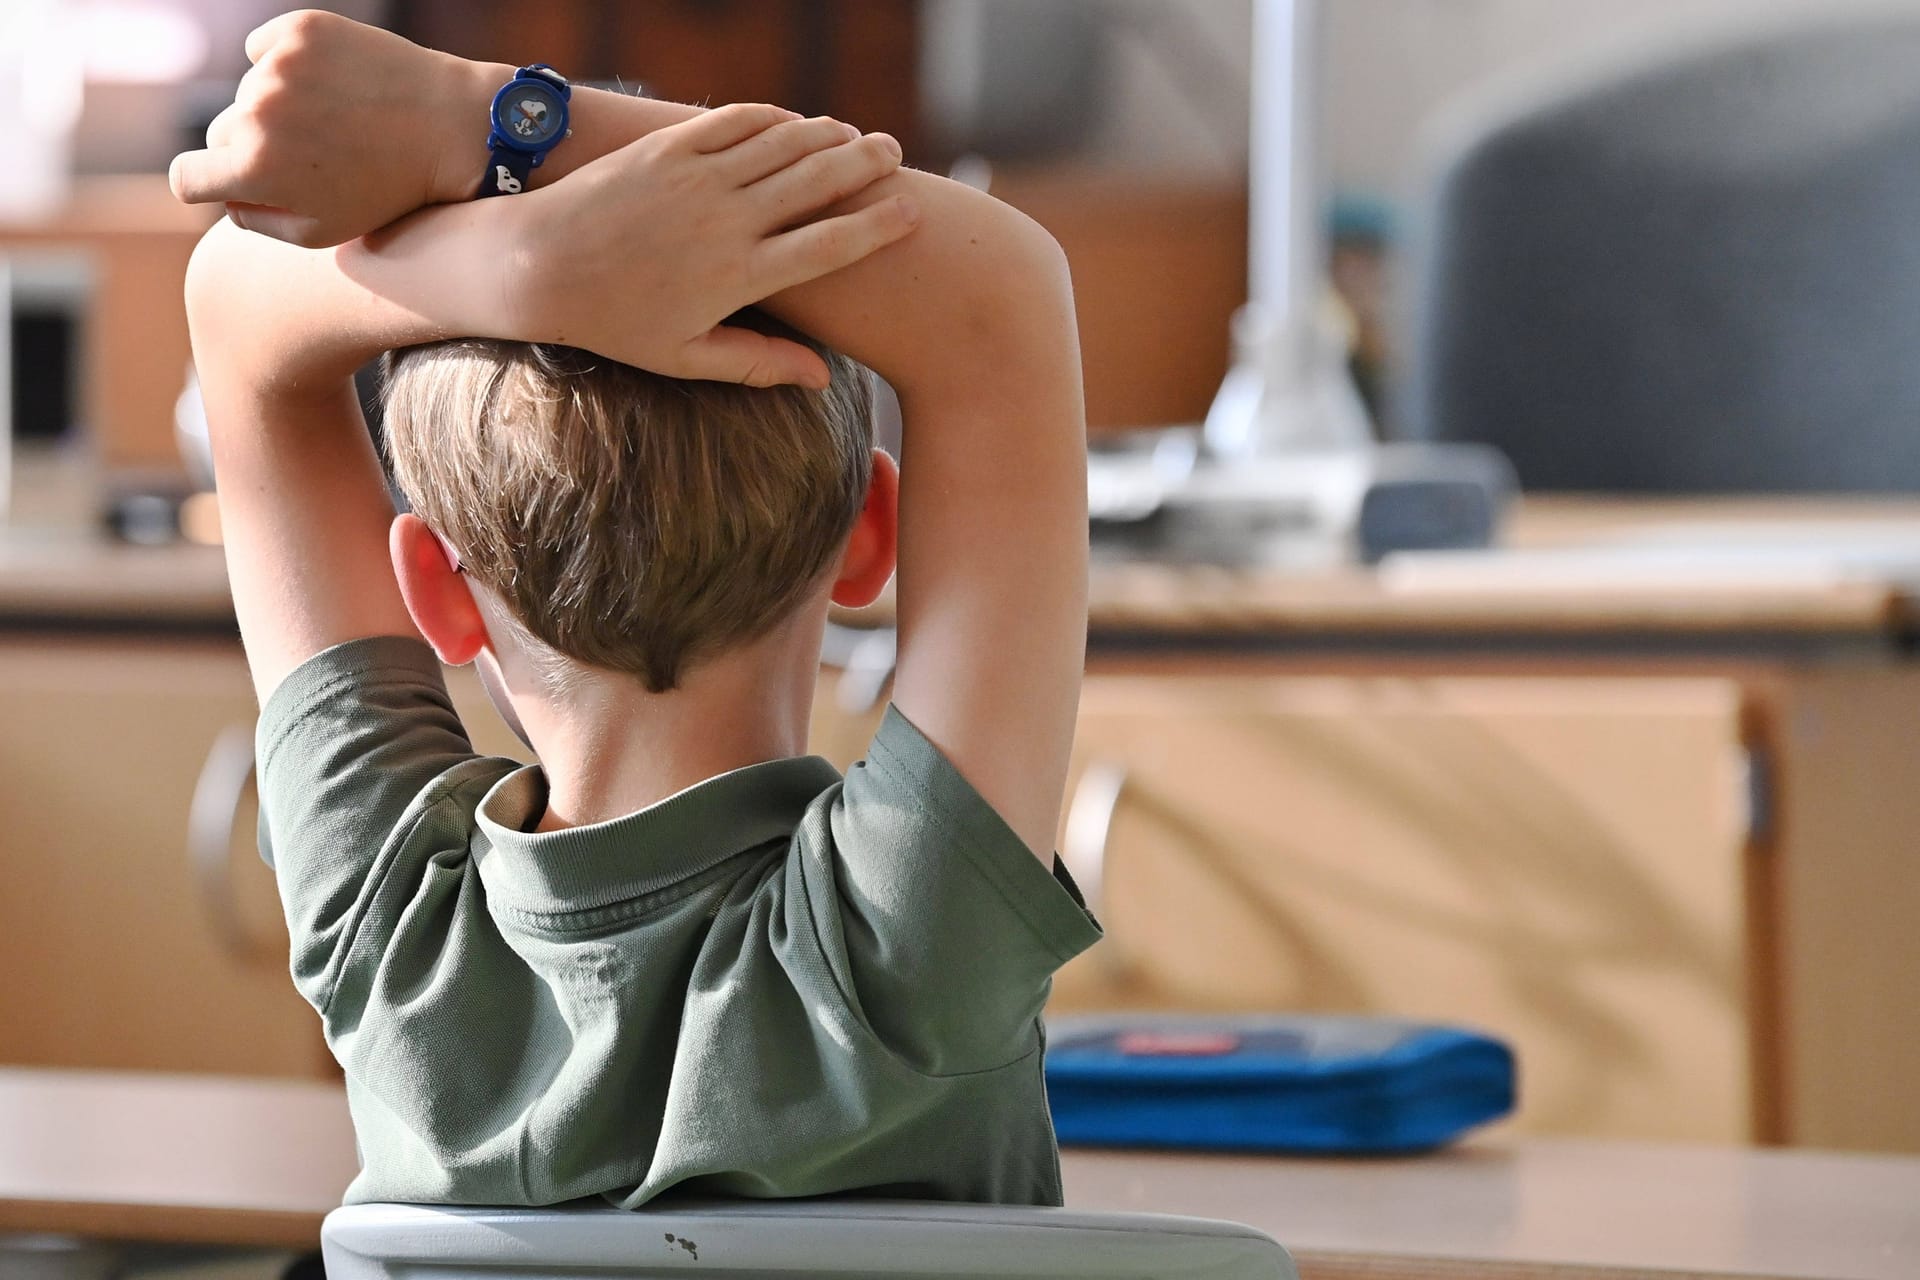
[
  {"x1": 176, "y1": 12, "x2": 1087, "y2": 859},
  {"x1": 186, "y1": 104, "x2": 917, "y2": 702},
  {"x1": 185, "y1": 215, "x2": 433, "y2": 703}
]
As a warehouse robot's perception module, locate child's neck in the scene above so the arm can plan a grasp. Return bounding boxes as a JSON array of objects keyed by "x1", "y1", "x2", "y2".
[
  {"x1": 489, "y1": 614, "x2": 827, "y2": 832},
  {"x1": 532, "y1": 695, "x2": 806, "y2": 833}
]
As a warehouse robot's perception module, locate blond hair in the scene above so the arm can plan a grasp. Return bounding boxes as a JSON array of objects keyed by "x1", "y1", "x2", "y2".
[{"x1": 381, "y1": 325, "x2": 873, "y2": 692}]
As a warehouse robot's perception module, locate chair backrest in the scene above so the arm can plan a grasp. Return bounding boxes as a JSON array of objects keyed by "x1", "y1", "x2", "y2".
[
  {"x1": 322, "y1": 1199, "x2": 1297, "y2": 1280},
  {"x1": 1399, "y1": 4, "x2": 1920, "y2": 492}
]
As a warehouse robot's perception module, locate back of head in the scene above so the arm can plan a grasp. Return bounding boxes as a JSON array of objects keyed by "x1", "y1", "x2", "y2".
[{"x1": 382, "y1": 319, "x2": 873, "y2": 692}]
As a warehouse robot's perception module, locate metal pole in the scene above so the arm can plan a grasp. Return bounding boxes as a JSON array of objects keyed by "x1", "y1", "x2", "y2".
[
  {"x1": 1206, "y1": 0, "x2": 1369, "y2": 459},
  {"x1": 1249, "y1": 0, "x2": 1322, "y2": 338}
]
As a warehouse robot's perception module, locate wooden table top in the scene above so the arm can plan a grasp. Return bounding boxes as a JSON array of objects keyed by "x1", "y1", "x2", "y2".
[
  {"x1": 0, "y1": 534, "x2": 235, "y2": 630},
  {"x1": 848, "y1": 497, "x2": 1920, "y2": 648},
  {"x1": 1063, "y1": 1142, "x2": 1920, "y2": 1280},
  {"x1": 3, "y1": 1068, "x2": 1916, "y2": 1278},
  {"x1": 10, "y1": 499, "x2": 1920, "y2": 648},
  {"x1": 0, "y1": 1069, "x2": 357, "y2": 1249}
]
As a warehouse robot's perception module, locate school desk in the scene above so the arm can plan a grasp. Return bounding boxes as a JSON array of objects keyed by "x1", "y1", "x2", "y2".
[{"x1": 2, "y1": 1068, "x2": 1916, "y2": 1279}]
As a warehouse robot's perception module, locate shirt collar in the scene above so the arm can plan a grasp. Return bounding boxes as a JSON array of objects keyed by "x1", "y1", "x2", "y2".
[{"x1": 472, "y1": 754, "x2": 844, "y2": 915}]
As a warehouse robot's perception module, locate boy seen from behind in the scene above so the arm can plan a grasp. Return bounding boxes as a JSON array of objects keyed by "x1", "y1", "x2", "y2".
[{"x1": 175, "y1": 12, "x2": 1097, "y2": 1208}]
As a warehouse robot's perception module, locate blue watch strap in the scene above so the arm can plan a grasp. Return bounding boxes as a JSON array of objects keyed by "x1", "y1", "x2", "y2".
[{"x1": 482, "y1": 147, "x2": 534, "y2": 197}]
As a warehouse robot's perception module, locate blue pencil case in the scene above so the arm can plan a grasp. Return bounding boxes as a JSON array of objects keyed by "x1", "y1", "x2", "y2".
[{"x1": 1045, "y1": 1014, "x2": 1516, "y2": 1155}]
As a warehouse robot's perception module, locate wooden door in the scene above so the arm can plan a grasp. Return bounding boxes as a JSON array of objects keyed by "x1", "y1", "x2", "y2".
[{"x1": 1050, "y1": 672, "x2": 1763, "y2": 1144}]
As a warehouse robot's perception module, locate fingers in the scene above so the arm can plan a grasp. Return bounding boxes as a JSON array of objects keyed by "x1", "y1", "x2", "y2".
[
  {"x1": 204, "y1": 101, "x2": 243, "y2": 149},
  {"x1": 244, "y1": 10, "x2": 310, "y2": 63},
  {"x1": 750, "y1": 132, "x2": 904, "y2": 224},
  {"x1": 169, "y1": 147, "x2": 269, "y2": 207},
  {"x1": 223, "y1": 202, "x2": 328, "y2": 249},
  {"x1": 677, "y1": 102, "x2": 803, "y2": 154},
  {"x1": 679, "y1": 327, "x2": 834, "y2": 389},
  {"x1": 718, "y1": 115, "x2": 861, "y2": 186},
  {"x1": 754, "y1": 195, "x2": 921, "y2": 296}
]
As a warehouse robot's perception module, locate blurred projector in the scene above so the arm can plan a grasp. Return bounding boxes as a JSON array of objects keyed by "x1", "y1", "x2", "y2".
[{"x1": 1090, "y1": 432, "x2": 1516, "y2": 568}]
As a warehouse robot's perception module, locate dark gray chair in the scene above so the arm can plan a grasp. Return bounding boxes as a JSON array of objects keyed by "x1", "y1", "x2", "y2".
[{"x1": 1399, "y1": 4, "x2": 1920, "y2": 492}]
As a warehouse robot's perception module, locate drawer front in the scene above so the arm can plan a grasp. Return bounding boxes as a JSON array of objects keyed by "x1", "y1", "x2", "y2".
[
  {"x1": 0, "y1": 638, "x2": 323, "y2": 1076},
  {"x1": 1051, "y1": 673, "x2": 1758, "y2": 1143}
]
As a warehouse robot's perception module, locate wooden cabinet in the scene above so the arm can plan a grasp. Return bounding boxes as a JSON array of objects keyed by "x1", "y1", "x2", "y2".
[
  {"x1": 1042, "y1": 665, "x2": 1920, "y2": 1154},
  {"x1": 0, "y1": 180, "x2": 212, "y2": 476},
  {"x1": 0, "y1": 636, "x2": 526, "y2": 1079},
  {"x1": 809, "y1": 669, "x2": 891, "y2": 770},
  {"x1": 0, "y1": 638, "x2": 314, "y2": 1076},
  {"x1": 810, "y1": 656, "x2": 1770, "y2": 1143},
  {"x1": 1048, "y1": 672, "x2": 1759, "y2": 1143},
  {"x1": 8, "y1": 624, "x2": 1915, "y2": 1152}
]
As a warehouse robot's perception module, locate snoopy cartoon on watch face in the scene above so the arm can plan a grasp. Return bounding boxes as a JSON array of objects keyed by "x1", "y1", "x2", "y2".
[{"x1": 493, "y1": 84, "x2": 566, "y2": 149}]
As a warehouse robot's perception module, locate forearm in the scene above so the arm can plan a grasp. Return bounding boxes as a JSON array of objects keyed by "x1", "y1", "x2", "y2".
[
  {"x1": 426, "y1": 64, "x2": 1073, "y2": 401},
  {"x1": 193, "y1": 18, "x2": 1068, "y2": 407},
  {"x1": 194, "y1": 56, "x2": 1083, "y2": 479},
  {"x1": 430, "y1": 63, "x2": 708, "y2": 200},
  {"x1": 185, "y1": 218, "x2": 428, "y2": 696},
  {"x1": 186, "y1": 207, "x2": 517, "y2": 406}
]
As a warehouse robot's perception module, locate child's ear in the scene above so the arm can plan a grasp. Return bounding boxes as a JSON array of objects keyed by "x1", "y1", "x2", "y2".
[
  {"x1": 389, "y1": 514, "x2": 491, "y2": 666},
  {"x1": 831, "y1": 449, "x2": 899, "y2": 609}
]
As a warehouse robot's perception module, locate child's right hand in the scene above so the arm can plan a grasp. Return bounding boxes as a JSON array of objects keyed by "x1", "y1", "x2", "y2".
[{"x1": 169, "y1": 10, "x2": 480, "y2": 246}]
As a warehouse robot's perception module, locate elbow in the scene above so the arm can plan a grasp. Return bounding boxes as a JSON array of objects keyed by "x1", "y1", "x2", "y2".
[
  {"x1": 182, "y1": 218, "x2": 240, "y2": 343},
  {"x1": 1025, "y1": 216, "x2": 1072, "y2": 287},
  {"x1": 1004, "y1": 208, "x2": 1073, "y2": 307},
  {"x1": 941, "y1": 178, "x2": 1073, "y2": 321},
  {"x1": 942, "y1": 199, "x2": 1074, "y2": 350},
  {"x1": 975, "y1": 208, "x2": 1078, "y2": 376}
]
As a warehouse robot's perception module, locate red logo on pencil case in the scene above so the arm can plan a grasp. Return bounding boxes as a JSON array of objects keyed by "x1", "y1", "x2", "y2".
[{"x1": 1116, "y1": 1031, "x2": 1241, "y2": 1057}]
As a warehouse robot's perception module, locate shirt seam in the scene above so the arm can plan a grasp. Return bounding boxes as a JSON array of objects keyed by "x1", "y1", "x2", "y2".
[
  {"x1": 258, "y1": 663, "x2": 450, "y2": 776},
  {"x1": 494, "y1": 848, "x2": 775, "y2": 936},
  {"x1": 866, "y1": 730, "x2": 1087, "y2": 968}
]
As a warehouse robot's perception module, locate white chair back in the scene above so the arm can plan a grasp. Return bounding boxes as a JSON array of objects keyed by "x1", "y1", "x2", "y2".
[{"x1": 322, "y1": 1199, "x2": 1297, "y2": 1279}]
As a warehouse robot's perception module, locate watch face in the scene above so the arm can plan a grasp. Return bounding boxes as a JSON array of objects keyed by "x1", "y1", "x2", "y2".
[{"x1": 493, "y1": 80, "x2": 567, "y2": 150}]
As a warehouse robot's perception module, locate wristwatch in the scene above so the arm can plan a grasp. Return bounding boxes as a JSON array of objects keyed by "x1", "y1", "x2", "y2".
[{"x1": 479, "y1": 64, "x2": 572, "y2": 197}]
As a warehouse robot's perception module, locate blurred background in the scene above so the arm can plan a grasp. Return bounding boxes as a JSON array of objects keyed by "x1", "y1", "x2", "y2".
[
  {"x1": 14, "y1": 0, "x2": 1889, "y2": 489},
  {"x1": 5, "y1": 0, "x2": 1920, "y2": 1169}
]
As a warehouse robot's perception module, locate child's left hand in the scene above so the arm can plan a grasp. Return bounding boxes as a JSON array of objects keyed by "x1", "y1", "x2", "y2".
[
  {"x1": 331, "y1": 102, "x2": 920, "y2": 389},
  {"x1": 490, "y1": 103, "x2": 921, "y2": 387}
]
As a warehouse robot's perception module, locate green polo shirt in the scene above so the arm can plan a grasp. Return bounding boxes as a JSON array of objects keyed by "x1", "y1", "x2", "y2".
[{"x1": 255, "y1": 636, "x2": 1101, "y2": 1209}]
